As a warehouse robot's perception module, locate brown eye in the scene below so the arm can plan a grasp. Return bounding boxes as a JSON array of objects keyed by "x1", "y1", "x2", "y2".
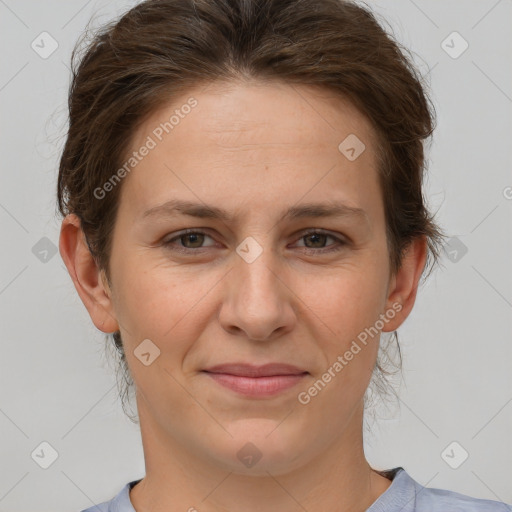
[
  {"x1": 163, "y1": 230, "x2": 216, "y2": 253},
  {"x1": 303, "y1": 232, "x2": 329, "y2": 248},
  {"x1": 294, "y1": 229, "x2": 347, "y2": 254},
  {"x1": 180, "y1": 232, "x2": 205, "y2": 248}
]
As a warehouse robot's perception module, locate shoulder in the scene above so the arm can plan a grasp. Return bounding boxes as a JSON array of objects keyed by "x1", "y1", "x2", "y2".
[
  {"x1": 369, "y1": 467, "x2": 512, "y2": 512},
  {"x1": 415, "y1": 484, "x2": 512, "y2": 511},
  {"x1": 78, "y1": 478, "x2": 141, "y2": 512},
  {"x1": 80, "y1": 503, "x2": 109, "y2": 512},
  {"x1": 404, "y1": 468, "x2": 512, "y2": 512}
]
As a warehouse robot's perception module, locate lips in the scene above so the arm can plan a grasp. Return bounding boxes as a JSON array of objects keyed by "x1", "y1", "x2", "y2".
[
  {"x1": 202, "y1": 363, "x2": 309, "y2": 397},
  {"x1": 202, "y1": 363, "x2": 308, "y2": 377}
]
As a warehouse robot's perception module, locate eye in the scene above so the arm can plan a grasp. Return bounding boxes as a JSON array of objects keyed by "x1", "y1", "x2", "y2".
[
  {"x1": 162, "y1": 229, "x2": 217, "y2": 253},
  {"x1": 162, "y1": 228, "x2": 347, "y2": 256},
  {"x1": 293, "y1": 229, "x2": 347, "y2": 254}
]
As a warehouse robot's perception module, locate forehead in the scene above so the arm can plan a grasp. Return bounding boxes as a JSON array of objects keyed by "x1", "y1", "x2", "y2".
[
  {"x1": 119, "y1": 79, "x2": 382, "y2": 221},
  {"x1": 136, "y1": 79, "x2": 377, "y2": 151}
]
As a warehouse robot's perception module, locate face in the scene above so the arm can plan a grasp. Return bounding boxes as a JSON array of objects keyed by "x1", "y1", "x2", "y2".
[{"x1": 66, "y1": 79, "x2": 420, "y2": 476}]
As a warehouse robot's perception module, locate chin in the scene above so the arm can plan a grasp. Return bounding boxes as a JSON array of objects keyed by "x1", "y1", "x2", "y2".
[{"x1": 208, "y1": 418, "x2": 311, "y2": 476}]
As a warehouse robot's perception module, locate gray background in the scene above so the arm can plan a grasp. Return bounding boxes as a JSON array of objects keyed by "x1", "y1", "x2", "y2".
[{"x1": 1, "y1": 0, "x2": 511, "y2": 510}]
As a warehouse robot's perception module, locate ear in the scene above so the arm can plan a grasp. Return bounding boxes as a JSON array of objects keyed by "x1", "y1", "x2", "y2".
[
  {"x1": 381, "y1": 236, "x2": 427, "y2": 332},
  {"x1": 59, "y1": 214, "x2": 119, "y2": 333}
]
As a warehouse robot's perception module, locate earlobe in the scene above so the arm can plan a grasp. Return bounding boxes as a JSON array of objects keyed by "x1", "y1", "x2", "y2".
[
  {"x1": 381, "y1": 236, "x2": 427, "y2": 332},
  {"x1": 59, "y1": 214, "x2": 119, "y2": 333}
]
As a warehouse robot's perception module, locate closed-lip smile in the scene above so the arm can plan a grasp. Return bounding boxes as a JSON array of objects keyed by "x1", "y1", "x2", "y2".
[{"x1": 202, "y1": 363, "x2": 309, "y2": 397}]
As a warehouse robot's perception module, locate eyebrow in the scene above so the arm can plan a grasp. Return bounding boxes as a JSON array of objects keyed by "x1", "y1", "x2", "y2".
[{"x1": 140, "y1": 199, "x2": 369, "y2": 225}]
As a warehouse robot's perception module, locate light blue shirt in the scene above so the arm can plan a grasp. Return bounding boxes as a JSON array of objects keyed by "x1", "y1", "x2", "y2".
[{"x1": 80, "y1": 467, "x2": 512, "y2": 511}]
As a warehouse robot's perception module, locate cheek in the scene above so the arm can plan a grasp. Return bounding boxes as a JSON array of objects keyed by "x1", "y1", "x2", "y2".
[
  {"x1": 113, "y1": 258, "x2": 222, "y2": 346},
  {"x1": 297, "y1": 265, "x2": 388, "y2": 342},
  {"x1": 113, "y1": 265, "x2": 212, "y2": 399}
]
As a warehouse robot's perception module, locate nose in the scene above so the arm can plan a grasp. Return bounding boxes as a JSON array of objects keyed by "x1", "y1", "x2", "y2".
[{"x1": 218, "y1": 242, "x2": 296, "y2": 341}]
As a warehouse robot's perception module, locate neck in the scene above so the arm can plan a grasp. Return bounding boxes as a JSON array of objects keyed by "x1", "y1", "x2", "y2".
[{"x1": 130, "y1": 398, "x2": 392, "y2": 512}]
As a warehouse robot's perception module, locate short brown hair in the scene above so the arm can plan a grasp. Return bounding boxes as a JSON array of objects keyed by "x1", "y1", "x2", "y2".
[{"x1": 57, "y1": 0, "x2": 444, "y2": 423}]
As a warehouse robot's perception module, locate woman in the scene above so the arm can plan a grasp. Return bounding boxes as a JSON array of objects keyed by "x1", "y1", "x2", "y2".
[{"x1": 58, "y1": 0, "x2": 511, "y2": 510}]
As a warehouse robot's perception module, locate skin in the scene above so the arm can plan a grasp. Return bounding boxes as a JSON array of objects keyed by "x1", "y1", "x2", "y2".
[{"x1": 60, "y1": 79, "x2": 427, "y2": 512}]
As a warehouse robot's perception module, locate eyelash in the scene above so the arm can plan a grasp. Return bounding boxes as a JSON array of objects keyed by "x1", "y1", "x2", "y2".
[{"x1": 162, "y1": 228, "x2": 347, "y2": 255}]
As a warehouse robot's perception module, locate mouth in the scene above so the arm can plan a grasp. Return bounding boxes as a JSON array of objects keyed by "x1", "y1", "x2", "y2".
[{"x1": 201, "y1": 363, "x2": 309, "y2": 397}]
